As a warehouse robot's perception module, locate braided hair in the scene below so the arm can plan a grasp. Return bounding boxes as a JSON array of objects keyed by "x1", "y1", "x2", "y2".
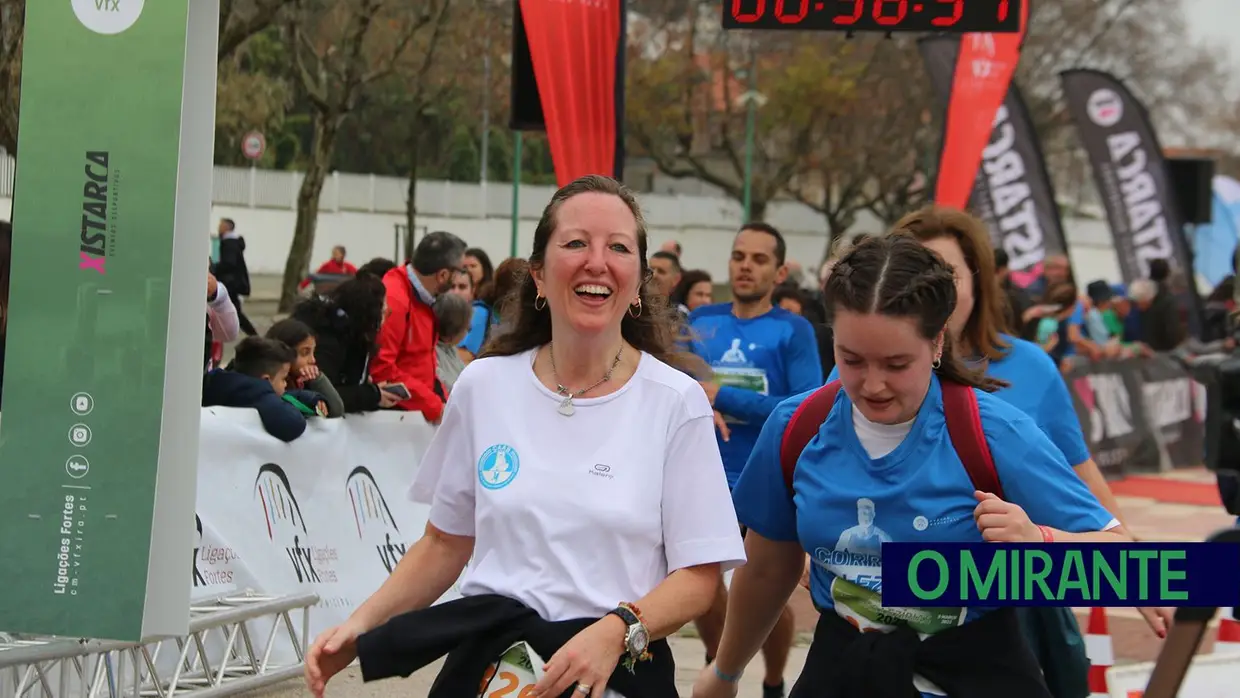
[{"x1": 824, "y1": 234, "x2": 1008, "y2": 393}]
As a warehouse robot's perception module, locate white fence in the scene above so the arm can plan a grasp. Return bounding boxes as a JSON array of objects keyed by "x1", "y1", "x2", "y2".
[{"x1": 0, "y1": 153, "x2": 1129, "y2": 284}]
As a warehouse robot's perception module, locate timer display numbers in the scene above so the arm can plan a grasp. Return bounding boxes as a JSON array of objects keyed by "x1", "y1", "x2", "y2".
[{"x1": 723, "y1": 0, "x2": 1023, "y2": 33}]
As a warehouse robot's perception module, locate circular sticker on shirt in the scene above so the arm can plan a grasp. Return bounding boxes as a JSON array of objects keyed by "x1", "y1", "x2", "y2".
[
  {"x1": 912, "y1": 516, "x2": 929, "y2": 532},
  {"x1": 478, "y1": 444, "x2": 520, "y2": 490}
]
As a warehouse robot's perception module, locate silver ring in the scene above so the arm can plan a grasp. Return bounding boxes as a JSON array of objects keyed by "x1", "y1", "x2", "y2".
[{"x1": 575, "y1": 685, "x2": 591, "y2": 694}]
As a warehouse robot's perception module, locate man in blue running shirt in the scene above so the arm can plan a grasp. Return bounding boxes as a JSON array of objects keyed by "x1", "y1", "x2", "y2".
[{"x1": 686, "y1": 223, "x2": 822, "y2": 698}]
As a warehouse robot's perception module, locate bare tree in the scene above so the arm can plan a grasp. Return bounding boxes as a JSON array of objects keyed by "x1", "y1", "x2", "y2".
[
  {"x1": 397, "y1": 0, "x2": 480, "y2": 255},
  {"x1": 626, "y1": 2, "x2": 856, "y2": 222},
  {"x1": 0, "y1": 1, "x2": 288, "y2": 155},
  {"x1": 0, "y1": 0, "x2": 22, "y2": 155},
  {"x1": 784, "y1": 37, "x2": 937, "y2": 250},
  {"x1": 278, "y1": 0, "x2": 431, "y2": 311},
  {"x1": 1016, "y1": 0, "x2": 1231, "y2": 179},
  {"x1": 219, "y1": 0, "x2": 287, "y2": 60}
]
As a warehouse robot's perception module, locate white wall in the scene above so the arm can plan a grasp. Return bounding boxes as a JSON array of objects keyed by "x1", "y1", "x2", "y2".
[{"x1": 0, "y1": 157, "x2": 1127, "y2": 287}]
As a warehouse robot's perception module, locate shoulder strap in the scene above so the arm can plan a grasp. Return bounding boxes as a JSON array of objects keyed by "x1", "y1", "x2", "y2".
[
  {"x1": 779, "y1": 381, "x2": 843, "y2": 496},
  {"x1": 941, "y1": 381, "x2": 1005, "y2": 499}
]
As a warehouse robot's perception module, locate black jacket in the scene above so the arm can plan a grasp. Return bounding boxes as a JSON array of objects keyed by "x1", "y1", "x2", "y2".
[
  {"x1": 216, "y1": 236, "x2": 250, "y2": 297},
  {"x1": 356, "y1": 594, "x2": 677, "y2": 698},
  {"x1": 201, "y1": 370, "x2": 322, "y2": 442},
  {"x1": 290, "y1": 304, "x2": 382, "y2": 413},
  {"x1": 790, "y1": 608, "x2": 1050, "y2": 698}
]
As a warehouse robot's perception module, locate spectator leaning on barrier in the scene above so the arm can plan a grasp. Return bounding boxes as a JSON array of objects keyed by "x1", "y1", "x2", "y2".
[
  {"x1": 266, "y1": 318, "x2": 345, "y2": 417},
  {"x1": 291, "y1": 275, "x2": 404, "y2": 414},
  {"x1": 431, "y1": 291, "x2": 472, "y2": 394},
  {"x1": 372, "y1": 230, "x2": 468, "y2": 423},
  {"x1": 202, "y1": 336, "x2": 327, "y2": 443}
]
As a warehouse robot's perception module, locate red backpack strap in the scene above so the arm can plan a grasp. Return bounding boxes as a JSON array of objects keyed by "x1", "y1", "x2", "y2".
[
  {"x1": 941, "y1": 381, "x2": 1005, "y2": 499},
  {"x1": 779, "y1": 381, "x2": 843, "y2": 497}
]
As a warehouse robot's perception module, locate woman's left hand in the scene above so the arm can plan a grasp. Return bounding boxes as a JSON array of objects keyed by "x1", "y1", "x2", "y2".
[
  {"x1": 532, "y1": 616, "x2": 625, "y2": 698},
  {"x1": 973, "y1": 491, "x2": 1042, "y2": 543},
  {"x1": 1138, "y1": 606, "x2": 1173, "y2": 639},
  {"x1": 302, "y1": 364, "x2": 321, "y2": 381}
]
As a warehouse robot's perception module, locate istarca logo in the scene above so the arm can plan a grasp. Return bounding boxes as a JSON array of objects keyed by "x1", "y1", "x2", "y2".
[{"x1": 72, "y1": 0, "x2": 145, "y2": 36}]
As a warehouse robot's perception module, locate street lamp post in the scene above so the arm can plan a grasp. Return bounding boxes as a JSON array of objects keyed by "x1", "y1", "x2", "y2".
[{"x1": 741, "y1": 49, "x2": 758, "y2": 222}]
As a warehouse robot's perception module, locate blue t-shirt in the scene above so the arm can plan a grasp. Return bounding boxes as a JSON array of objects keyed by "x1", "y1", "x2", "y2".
[
  {"x1": 687, "y1": 303, "x2": 823, "y2": 485},
  {"x1": 459, "y1": 300, "x2": 495, "y2": 355},
  {"x1": 731, "y1": 377, "x2": 1114, "y2": 695},
  {"x1": 827, "y1": 334, "x2": 1091, "y2": 467}
]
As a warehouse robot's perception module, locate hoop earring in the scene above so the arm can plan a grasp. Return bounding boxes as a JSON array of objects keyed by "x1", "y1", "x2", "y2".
[
  {"x1": 534, "y1": 294, "x2": 547, "y2": 311},
  {"x1": 628, "y1": 298, "x2": 643, "y2": 318},
  {"x1": 932, "y1": 357, "x2": 942, "y2": 369}
]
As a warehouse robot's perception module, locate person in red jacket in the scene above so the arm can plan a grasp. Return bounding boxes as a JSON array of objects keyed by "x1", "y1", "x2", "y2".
[
  {"x1": 371, "y1": 231, "x2": 468, "y2": 423},
  {"x1": 299, "y1": 245, "x2": 358, "y2": 290}
]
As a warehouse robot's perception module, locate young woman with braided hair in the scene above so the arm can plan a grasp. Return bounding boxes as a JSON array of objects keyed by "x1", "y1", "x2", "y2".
[{"x1": 692, "y1": 234, "x2": 1130, "y2": 698}]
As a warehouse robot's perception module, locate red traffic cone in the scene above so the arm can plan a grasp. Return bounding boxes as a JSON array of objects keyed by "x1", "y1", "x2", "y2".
[
  {"x1": 1084, "y1": 608, "x2": 1113, "y2": 698},
  {"x1": 1216, "y1": 607, "x2": 1240, "y2": 655}
]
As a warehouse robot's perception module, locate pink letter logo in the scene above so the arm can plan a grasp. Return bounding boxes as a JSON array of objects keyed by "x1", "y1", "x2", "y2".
[{"x1": 79, "y1": 252, "x2": 106, "y2": 274}]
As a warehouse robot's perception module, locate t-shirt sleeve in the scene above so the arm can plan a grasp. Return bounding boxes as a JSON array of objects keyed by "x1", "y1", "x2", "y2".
[
  {"x1": 981, "y1": 398, "x2": 1114, "y2": 533},
  {"x1": 661, "y1": 401, "x2": 747, "y2": 573},
  {"x1": 1034, "y1": 358, "x2": 1092, "y2": 467},
  {"x1": 407, "y1": 379, "x2": 476, "y2": 537},
  {"x1": 729, "y1": 396, "x2": 804, "y2": 543}
]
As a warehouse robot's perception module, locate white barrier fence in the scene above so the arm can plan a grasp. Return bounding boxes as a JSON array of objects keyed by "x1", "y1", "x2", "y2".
[{"x1": 193, "y1": 407, "x2": 459, "y2": 665}]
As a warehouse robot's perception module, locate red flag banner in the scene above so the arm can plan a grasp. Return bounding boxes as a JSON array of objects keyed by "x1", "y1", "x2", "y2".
[
  {"x1": 519, "y1": 0, "x2": 624, "y2": 187},
  {"x1": 934, "y1": 1, "x2": 1029, "y2": 209}
]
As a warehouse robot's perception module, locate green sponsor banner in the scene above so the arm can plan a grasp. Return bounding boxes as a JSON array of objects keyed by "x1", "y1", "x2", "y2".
[{"x1": 0, "y1": 0, "x2": 219, "y2": 641}]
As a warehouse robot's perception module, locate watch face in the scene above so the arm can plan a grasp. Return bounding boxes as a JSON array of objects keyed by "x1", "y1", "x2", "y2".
[{"x1": 630, "y1": 626, "x2": 649, "y2": 654}]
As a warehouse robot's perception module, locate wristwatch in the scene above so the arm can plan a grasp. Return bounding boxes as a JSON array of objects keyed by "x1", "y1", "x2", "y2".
[{"x1": 608, "y1": 605, "x2": 649, "y2": 660}]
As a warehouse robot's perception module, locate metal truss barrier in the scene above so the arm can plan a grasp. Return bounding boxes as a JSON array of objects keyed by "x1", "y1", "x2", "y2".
[{"x1": 0, "y1": 592, "x2": 318, "y2": 698}]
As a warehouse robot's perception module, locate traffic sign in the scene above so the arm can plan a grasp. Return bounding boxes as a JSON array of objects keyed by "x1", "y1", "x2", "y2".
[{"x1": 242, "y1": 131, "x2": 266, "y2": 160}]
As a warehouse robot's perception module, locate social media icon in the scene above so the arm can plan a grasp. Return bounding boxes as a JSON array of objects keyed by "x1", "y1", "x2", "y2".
[
  {"x1": 65, "y1": 456, "x2": 90, "y2": 479},
  {"x1": 70, "y1": 393, "x2": 94, "y2": 416},
  {"x1": 69, "y1": 424, "x2": 92, "y2": 447}
]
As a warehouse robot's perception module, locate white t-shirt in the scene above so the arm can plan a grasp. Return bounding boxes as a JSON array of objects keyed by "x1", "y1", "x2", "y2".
[{"x1": 410, "y1": 348, "x2": 747, "y2": 622}]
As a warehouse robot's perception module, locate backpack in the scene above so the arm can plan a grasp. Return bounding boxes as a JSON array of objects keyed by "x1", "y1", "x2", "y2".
[
  {"x1": 777, "y1": 378, "x2": 1090, "y2": 698},
  {"x1": 778, "y1": 379, "x2": 1000, "y2": 495}
]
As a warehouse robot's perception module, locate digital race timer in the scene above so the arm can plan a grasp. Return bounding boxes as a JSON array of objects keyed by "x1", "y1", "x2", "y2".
[{"x1": 722, "y1": 0, "x2": 1023, "y2": 33}]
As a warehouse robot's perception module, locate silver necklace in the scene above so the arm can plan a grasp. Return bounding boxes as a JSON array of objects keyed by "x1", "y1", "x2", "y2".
[{"x1": 547, "y1": 342, "x2": 624, "y2": 417}]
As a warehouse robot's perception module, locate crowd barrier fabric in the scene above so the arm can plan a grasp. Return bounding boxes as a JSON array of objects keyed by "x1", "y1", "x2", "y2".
[
  {"x1": 1063, "y1": 354, "x2": 1207, "y2": 478},
  {"x1": 193, "y1": 407, "x2": 460, "y2": 663}
]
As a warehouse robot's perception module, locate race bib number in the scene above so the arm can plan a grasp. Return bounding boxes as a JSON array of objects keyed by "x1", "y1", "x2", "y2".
[
  {"x1": 713, "y1": 367, "x2": 769, "y2": 424},
  {"x1": 831, "y1": 577, "x2": 966, "y2": 636},
  {"x1": 478, "y1": 642, "x2": 543, "y2": 698}
]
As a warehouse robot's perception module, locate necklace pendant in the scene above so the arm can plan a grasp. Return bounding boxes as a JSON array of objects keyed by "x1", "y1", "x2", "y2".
[{"x1": 557, "y1": 396, "x2": 575, "y2": 417}]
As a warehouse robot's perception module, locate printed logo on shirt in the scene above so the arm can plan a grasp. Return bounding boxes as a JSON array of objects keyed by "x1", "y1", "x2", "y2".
[
  {"x1": 912, "y1": 513, "x2": 970, "y2": 532},
  {"x1": 589, "y1": 463, "x2": 615, "y2": 480},
  {"x1": 478, "y1": 444, "x2": 521, "y2": 490},
  {"x1": 815, "y1": 499, "x2": 966, "y2": 638}
]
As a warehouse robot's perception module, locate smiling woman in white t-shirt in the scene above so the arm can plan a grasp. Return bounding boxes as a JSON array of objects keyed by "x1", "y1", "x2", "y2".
[{"x1": 303, "y1": 175, "x2": 747, "y2": 698}]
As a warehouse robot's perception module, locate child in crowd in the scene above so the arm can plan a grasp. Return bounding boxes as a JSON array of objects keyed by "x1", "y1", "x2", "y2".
[
  {"x1": 202, "y1": 336, "x2": 328, "y2": 442},
  {"x1": 431, "y1": 291, "x2": 473, "y2": 394},
  {"x1": 266, "y1": 318, "x2": 345, "y2": 417}
]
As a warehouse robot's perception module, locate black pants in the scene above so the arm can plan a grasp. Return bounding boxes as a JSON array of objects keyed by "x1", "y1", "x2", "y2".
[{"x1": 231, "y1": 294, "x2": 257, "y2": 335}]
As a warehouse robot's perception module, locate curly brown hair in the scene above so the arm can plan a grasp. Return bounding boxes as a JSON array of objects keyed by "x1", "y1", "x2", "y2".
[{"x1": 480, "y1": 175, "x2": 707, "y2": 377}]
